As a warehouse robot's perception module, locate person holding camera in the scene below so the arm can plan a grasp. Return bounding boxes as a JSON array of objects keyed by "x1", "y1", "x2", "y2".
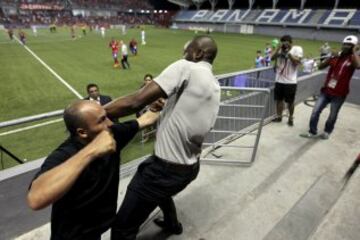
[
  {"x1": 300, "y1": 35, "x2": 360, "y2": 139},
  {"x1": 271, "y1": 35, "x2": 303, "y2": 126}
]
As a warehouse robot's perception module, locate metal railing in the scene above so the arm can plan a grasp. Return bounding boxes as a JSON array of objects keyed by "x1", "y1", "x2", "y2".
[
  {"x1": 201, "y1": 87, "x2": 270, "y2": 166},
  {"x1": 0, "y1": 145, "x2": 24, "y2": 170}
]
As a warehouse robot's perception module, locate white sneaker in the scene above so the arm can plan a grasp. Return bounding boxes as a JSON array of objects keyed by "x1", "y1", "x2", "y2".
[
  {"x1": 300, "y1": 132, "x2": 317, "y2": 139},
  {"x1": 319, "y1": 132, "x2": 330, "y2": 140}
]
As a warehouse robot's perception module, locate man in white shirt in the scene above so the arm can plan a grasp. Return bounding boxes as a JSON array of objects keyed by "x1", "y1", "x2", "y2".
[
  {"x1": 271, "y1": 35, "x2": 303, "y2": 126},
  {"x1": 106, "y1": 35, "x2": 220, "y2": 240},
  {"x1": 100, "y1": 26, "x2": 106, "y2": 38},
  {"x1": 141, "y1": 29, "x2": 146, "y2": 45},
  {"x1": 120, "y1": 41, "x2": 130, "y2": 69},
  {"x1": 31, "y1": 25, "x2": 37, "y2": 37}
]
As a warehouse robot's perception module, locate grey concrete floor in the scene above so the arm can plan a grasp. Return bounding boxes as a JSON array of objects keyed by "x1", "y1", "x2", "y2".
[{"x1": 16, "y1": 102, "x2": 360, "y2": 240}]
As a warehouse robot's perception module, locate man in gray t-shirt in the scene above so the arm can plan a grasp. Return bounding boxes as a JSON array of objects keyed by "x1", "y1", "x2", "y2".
[{"x1": 105, "y1": 36, "x2": 220, "y2": 240}]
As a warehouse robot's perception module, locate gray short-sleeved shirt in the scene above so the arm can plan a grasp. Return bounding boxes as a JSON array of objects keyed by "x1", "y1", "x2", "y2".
[{"x1": 154, "y1": 59, "x2": 221, "y2": 165}]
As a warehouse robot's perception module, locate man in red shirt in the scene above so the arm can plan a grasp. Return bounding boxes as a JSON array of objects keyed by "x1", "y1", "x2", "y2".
[
  {"x1": 301, "y1": 35, "x2": 360, "y2": 139},
  {"x1": 109, "y1": 38, "x2": 120, "y2": 68}
]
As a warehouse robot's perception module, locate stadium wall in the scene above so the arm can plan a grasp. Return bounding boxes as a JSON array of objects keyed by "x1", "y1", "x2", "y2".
[{"x1": 173, "y1": 22, "x2": 359, "y2": 42}]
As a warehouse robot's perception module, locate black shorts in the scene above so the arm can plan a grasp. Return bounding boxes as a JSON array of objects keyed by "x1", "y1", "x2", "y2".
[{"x1": 274, "y1": 82, "x2": 297, "y2": 103}]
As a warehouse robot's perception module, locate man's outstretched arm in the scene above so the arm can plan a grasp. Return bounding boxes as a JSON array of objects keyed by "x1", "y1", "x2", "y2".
[{"x1": 105, "y1": 81, "x2": 167, "y2": 118}]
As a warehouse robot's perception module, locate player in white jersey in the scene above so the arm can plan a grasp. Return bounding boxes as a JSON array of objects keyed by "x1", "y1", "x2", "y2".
[
  {"x1": 100, "y1": 26, "x2": 106, "y2": 38},
  {"x1": 31, "y1": 25, "x2": 37, "y2": 37},
  {"x1": 141, "y1": 29, "x2": 146, "y2": 45}
]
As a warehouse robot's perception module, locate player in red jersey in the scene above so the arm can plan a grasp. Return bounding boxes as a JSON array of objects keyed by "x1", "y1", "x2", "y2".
[{"x1": 109, "y1": 37, "x2": 120, "y2": 68}]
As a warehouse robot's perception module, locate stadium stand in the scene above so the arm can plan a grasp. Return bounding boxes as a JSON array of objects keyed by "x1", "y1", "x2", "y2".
[
  {"x1": 172, "y1": 9, "x2": 360, "y2": 29},
  {"x1": 0, "y1": 0, "x2": 173, "y2": 27},
  {"x1": 172, "y1": 8, "x2": 360, "y2": 41}
]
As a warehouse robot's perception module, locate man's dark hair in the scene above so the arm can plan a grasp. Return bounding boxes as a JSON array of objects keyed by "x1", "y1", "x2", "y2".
[
  {"x1": 257, "y1": 50, "x2": 262, "y2": 54},
  {"x1": 144, "y1": 74, "x2": 153, "y2": 80},
  {"x1": 63, "y1": 101, "x2": 87, "y2": 137},
  {"x1": 280, "y1": 35, "x2": 292, "y2": 43},
  {"x1": 86, "y1": 83, "x2": 98, "y2": 92}
]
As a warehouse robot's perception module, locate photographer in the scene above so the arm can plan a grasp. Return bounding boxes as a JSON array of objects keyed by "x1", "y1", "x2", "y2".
[
  {"x1": 301, "y1": 35, "x2": 360, "y2": 139},
  {"x1": 271, "y1": 35, "x2": 303, "y2": 126}
]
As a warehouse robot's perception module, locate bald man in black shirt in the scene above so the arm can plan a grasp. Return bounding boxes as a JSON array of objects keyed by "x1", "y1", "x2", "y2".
[{"x1": 27, "y1": 100, "x2": 159, "y2": 240}]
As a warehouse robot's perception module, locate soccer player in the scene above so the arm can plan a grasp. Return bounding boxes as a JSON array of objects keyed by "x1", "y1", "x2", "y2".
[
  {"x1": 31, "y1": 25, "x2": 37, "y2": 37},
  {"x1": 19, "y1": 30, "x2": 26, "y2": 45},
  {"x1": 7, "y1": 28, "x2": 14, "y2": 40},
  {"x1": 109, "y1": 38, "x2": 120, "y2": 68},
  {"x1": 70, "y1": 25, "x2": 76, "y2": 40},
  {"x1": 129, "y1": 38, "x2": 138, "y2": 56},
  {"x1": 82, "y1": 25, "x2": 87, "y2": 36},
  {"x1": 141, "y1": 29, "x2": 146, "y2": 45},
  {"x1": 100, "y1": 26, "x2": 106, "y2": 38},
  {"x1": 120, "y1": 41, "x2": 130, "y2": 69}
]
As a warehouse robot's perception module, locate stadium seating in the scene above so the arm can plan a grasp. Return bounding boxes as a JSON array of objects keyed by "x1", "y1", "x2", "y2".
[
  {"x1": 173, "y1": 9, "x2": 360, "y2": 29},
  {"x1": 0, "y1": 0, "x2": 174, "y2": 27}
]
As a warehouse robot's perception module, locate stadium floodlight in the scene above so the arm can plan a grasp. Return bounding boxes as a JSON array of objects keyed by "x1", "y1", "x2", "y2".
[
  {"x1": 272, "y1": 0, "x2": 279, "y2": 9},
  {"x1": 159, "y1": 10, "x2": 163, "y2": 13},
  {"x1": 154, "y1": 10, "x2": 158, "y2": 13},
  {"x1": 248, "y1": 0, "x2": 255, "y2": 10},
  {"x1": 192, "y1": 0, "x2": 207, "y2": 10},
  {"x1": 209, "y1": 0, "x2": 218, "y2": 11},
  {"x1": 146, "y1": 10, "x2": 150, "y2": 13},
  {"x1": 128, "y1": 9, "x2": 133, "y2": 12},
  {"x1": 300, "y1": 0, "x2": 307, "y2": 9},
  {"x1": 167, "y1": 0, "x2": 193, "y2": 9},
  {"x1": 228, "y1": 0, "x2": 236, "y2": 10},
  {"x1": 141, "y1": 10, "x2": 145, "y2": 13},
  {"x1": 164, "y1": 10, "x2": 168, "y2": 13}
]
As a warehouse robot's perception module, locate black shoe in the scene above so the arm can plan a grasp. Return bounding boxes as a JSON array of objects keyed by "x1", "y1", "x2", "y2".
[
  {"x1": 153, "y1": 218, "x2": 183, "y2": 235},
  {"x1": 287, "y1": 119, "x2": 294, "y2": 126},
  {"x1": 272, "y1": 117, "x2": 282, "y2": 122}
]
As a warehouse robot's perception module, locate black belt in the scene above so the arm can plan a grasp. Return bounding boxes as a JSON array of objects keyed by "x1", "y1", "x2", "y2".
[{"x1": 153, "y1": 155, "x2": 199, "y2": 172}]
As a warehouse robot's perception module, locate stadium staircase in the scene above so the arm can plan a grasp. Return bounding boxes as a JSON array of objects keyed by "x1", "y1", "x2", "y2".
[{"x1": 127, "y1": 102, "x2": 360, "y2": 240}]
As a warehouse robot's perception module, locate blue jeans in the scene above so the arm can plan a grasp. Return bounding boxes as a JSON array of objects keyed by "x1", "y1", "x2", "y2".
[{"x1": 309, "y1": 92, "x2": 346, "y2": 135}]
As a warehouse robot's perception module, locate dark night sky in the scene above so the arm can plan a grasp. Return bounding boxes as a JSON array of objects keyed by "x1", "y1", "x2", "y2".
[{"x1": 150, "y1": 0, "x2": 360, "y2": 10}]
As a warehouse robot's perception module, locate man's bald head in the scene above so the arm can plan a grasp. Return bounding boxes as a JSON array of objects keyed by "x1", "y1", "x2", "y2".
[
  {"x1": 184, "y1": 35, "x2": 217, "y2": 64},
  {"x1": 63, "y1": 100, "x2": 100, "y2": 137}
]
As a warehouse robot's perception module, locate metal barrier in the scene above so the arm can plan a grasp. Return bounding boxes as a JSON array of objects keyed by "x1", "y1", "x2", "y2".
[
  {"x1": 201, "y1": 87, "x2": 270, "y2": 166},
  {"x1": 0, "y1": 145, "x2": 24, "y2": 169}
]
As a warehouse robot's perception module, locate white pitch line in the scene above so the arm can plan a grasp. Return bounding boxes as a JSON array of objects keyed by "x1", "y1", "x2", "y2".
[
  {"x1": 0, "y1": 118, "x2": 63, "y2": 136},
  {"x1": 13, "y1": 36, "x2": 83, "y2": 99}
]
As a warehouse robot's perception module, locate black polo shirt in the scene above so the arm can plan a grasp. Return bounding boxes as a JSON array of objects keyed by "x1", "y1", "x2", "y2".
[{"x1": 31, "y1": 120, "x2": 139, "y2": 240}]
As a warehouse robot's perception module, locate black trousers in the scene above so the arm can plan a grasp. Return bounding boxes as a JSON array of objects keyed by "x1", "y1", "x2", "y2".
[
  {"x1": 111, "y1": 155, "x2": 199, "y2": 240},
  {"x1": 121, "y1": 55, "x2": 130, "y2": 69}
]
